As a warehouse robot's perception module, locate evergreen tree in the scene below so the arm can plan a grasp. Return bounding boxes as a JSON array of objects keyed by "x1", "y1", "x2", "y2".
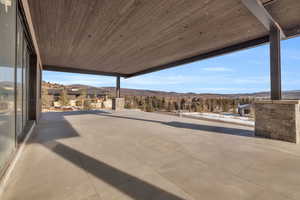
[
  {"x1": 78, "y1": 89, "x2": 87, "y2": 109},
  {"x1": 222, "y1": 99, "x2": 229, "y2": 112},
  {"x1": 60, "y1": 89, "x2": 69, "y2": 106},
  {"x1": 174, "y1": 101, "x2": 179, "y2": 110},
  {"x1": 232, "y1": 99, "x2": 237, "y2": 113},
  {"x1": 145, "y1": 100, "x2": 154, "y2": 112},
  {"x1": 42, "y1": 86, "x2": 53, "y2": 109},
  {"x1": 83, "y1": 100, "x2": 92, "y2": 110},
  {"x1": 191, "y1": 102, "x2": 197, "y2": 112},
  {"x1": 162, "y1": 97, "x2": 166, "y2": 110},
  {"x1": 180, "y1": 98, "x2": 186, "y2": 110},
  {"x1": 167, "y1": 102, "x2": 175, "y2": 111}
]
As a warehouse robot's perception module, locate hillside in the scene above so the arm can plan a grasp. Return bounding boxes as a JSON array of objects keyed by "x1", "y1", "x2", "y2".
[{"x1": 42, "y1": 81, "x2": 300, "y2": 99}]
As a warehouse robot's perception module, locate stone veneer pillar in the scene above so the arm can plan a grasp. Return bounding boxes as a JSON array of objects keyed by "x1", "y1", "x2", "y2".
[
  {"x1": 112, "y1": 98, "x2": 124, "y2": 111},
  {"x1": 255, "y1": 100, "x2": 300, "y2": 143}
]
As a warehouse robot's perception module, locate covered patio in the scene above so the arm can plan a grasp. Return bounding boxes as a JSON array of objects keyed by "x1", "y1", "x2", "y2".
[
  {"x1": 2, "y1": 110, "x2": 300, "y2": 200},
  {"x1": 1, "y1": 0, "x2": 300, "y2": 199},
  {"x1": 25, "y1": 0, "x2": 300, "y2": 142}
]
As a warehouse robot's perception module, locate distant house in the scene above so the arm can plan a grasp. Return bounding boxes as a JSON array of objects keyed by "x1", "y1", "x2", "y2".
[
  {"x1": 69, "y1": 99, "x2": 77, "y2": 107},
  {"x1": 103, "y1": 99, "x2": 112, "y2": 109},
  {"x1": 47, "y1": 88, "x2": 109, "y2": 100},
  {"x1": 53, "y1": 101, "x2": 61, "y2": 108},
  {"x1": 45, "y1": 87, "x2": 113, "y2": 109}
]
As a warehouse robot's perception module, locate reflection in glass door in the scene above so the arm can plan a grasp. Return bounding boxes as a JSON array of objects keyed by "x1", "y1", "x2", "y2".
[
  {"x1": 16, "y1": 16, "x2": 23, "y2": 137},
  {"x1": 16, "y1": 13, "x2": 30, "y2": 138},
  {"x1": 22, "y1": 42, "x2": 28, "y2": 126},
  {"x1": 0, "y1": 0, "x2": 16, "y2": 174},
  {"x1": 0, "y1": 0, "x2": 32, "y2": 175},
  {"x1": 25, "y1": 50, "x2": 30, "y2": 123}
]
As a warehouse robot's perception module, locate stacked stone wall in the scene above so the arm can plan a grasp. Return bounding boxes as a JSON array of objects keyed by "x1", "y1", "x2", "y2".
[{"x1": 255, "y1": 100, "x2": 300, "y2": 143}]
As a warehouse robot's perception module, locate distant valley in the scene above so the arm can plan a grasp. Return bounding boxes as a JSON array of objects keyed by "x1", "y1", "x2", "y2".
[{"x1": 60, "y1": 83, "x2": 300, "y2": 99}]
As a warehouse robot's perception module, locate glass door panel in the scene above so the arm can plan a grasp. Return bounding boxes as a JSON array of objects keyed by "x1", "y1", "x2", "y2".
[
  {"x1": 0, "y1": 0, "x2": 16, "y2": 173},
  {"x1": 16, "y1": 16, "x2": 23, "y2": 137},
  {"x1": 22, "y1": 43, "x2": 27, "y2": 127}
]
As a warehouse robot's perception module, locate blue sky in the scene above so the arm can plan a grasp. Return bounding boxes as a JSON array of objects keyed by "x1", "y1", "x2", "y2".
[{"x1": 43, "y1": 37, "x2": 300, "y2": 94}]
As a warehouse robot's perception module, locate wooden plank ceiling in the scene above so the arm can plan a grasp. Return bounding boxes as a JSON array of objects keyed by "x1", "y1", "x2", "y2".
[{"x1": 28, "y1": 0, "x2": 300, "y2": 77}]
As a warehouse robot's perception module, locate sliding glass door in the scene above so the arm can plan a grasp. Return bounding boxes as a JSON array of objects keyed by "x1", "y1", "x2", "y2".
[
  {"x1": 16, "y1": 14, "x2": 30, "y2": 138},
  {"x1": 0, "y1": 0, "x2": 16, "y2": 173},
  {"x1": 0, "y1": 0, "x2": 31, "y2": 174},
  {"x1": 16, "y1": 16, "x2": 23, "y2": 137}
]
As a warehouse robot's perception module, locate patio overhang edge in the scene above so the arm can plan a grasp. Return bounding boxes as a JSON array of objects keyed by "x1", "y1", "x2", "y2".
[{"x1": 43, "y1": 65, "x2": 128, "y2": 78}]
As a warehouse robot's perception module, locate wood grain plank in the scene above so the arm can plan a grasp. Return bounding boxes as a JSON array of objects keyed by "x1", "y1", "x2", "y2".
[{"x1": 27, "y1": 0, "x2": 300, "y2": 76}]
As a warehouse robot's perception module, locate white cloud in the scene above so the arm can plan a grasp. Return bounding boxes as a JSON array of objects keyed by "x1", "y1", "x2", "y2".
[
  {"x1": 44, "y1": 72, "x2": 269, "y2": 90},
  {"x1": 123, "y1": 74, "x2": 269, "y2": 88},
  {"x1": 44, "y1": 74, "x2": 115, "y2": 86},
  {"x1": 202, "y1": 67, "x2": 233, "y2": 72},
  {"x1": 193, "y1": 87, "x2": 266, "y2": 94},
  {"x1": 44, "y1": 71, "x2": 270, "y2": 94},
  {"x1": 232, "y1": 76, "x2": 269, "y2": 84}
]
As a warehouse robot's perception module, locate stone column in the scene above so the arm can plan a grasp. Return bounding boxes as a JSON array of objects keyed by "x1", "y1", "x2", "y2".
[
  {"x1": 112, "y1": 98, "x2": 124, "y2": 111},
  {"x1": 116, "y1": 76, "x2": 120, "y2": 98},
  {"x1": 112, "y1": 76, "x2": 124, "y2": 110},
  {"x1": 270, "y1": 26, "x2": 282, "y2": 100},
  {"x1": 255, "y1": 100, "x2": 300, "y2": 143}
]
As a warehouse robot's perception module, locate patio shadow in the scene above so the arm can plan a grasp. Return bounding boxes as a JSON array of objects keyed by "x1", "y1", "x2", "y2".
[
  {"x1": 164, "y1": 121, "x2": 254, "y2": 136},
  {"x1": 96, "y1": 112, "x2": 254, "y2": 137},
  {"x1": 44, "y1": 141, "x2": 185, "y2": 200},
  {"x1": 34, "y1": 111, "x2": 186, "y2": 199},
  {"x1": 29, "y1": 111, "x2": 252, "y2": 199}
]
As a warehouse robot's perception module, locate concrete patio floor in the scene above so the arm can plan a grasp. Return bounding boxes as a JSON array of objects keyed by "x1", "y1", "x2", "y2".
[{"x1": 2, "y1": 110, "x2": 300, "y2": 200}]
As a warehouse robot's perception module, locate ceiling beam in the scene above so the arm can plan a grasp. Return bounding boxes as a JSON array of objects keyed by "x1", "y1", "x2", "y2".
[
  {"x1": 241, "y1": 0, "x2": 286, "y2": 38},
  {"x1": 262, "y1": 0, "x2": 278, "y2": 6},
  {"x1": 284, "y1": 25, "x2": 300, "y2": 39},
  {"x1": 43, "y1": 65, "x2": 128, "y2": 77}
]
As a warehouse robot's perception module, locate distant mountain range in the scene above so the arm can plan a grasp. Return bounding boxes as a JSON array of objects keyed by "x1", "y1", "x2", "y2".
[
  {"x1": 61, "y1": 83, "x2": 300, "y2": 99},
  {"x1": 40, "y1": 81, "x2": 300, "y2": 99}
]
